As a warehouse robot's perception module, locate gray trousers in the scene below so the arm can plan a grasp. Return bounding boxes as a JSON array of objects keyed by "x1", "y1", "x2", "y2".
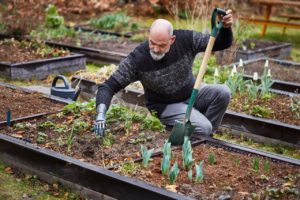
[{"x1": 159, "y1": 84, "x2": 231, "y2": 136}]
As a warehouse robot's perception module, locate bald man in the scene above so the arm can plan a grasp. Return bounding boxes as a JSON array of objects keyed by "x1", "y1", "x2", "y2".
[{"x1": 95, "y1": 10, "x2": 233, "y2": 137}]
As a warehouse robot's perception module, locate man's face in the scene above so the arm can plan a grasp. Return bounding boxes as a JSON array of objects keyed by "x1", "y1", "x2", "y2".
[{"x1": 148, "y1": 32, "x2": 175, "y2": 61}]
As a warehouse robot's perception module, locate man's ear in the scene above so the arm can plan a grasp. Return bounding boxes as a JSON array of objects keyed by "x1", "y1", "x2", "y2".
[{"x1": 170, "y1": 35, "x2": 176, "y2": 44}]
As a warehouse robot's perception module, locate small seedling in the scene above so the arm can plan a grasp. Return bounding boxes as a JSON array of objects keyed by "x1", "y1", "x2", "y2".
[
  {"x1": 140, "y1": 145, "x2": 154, "y2": 168},
  {"x1": 264, "y1": 160, "x2": 270, "y2": 173},
  {"x1": 37, "y1": 121, "x2": 55, "y2": 129},
  {"x1": 102, "y1": 132, "x2": 115, "y2": 147},
  {"x1": 252, "y1": 157, "x2": 260, "y2": 172},
  {"x1": 169, "y1": 162, "x2": 179, "y2": 185},
  {"x1": 36, "y1": 132, "x2": 47, "y2": 144},
  {"x1": 208, "y1": 153, "x2": 216, "y2": 165},
  {"x1": 195, "y1": 160, "x2": 204, "y2": 183}
]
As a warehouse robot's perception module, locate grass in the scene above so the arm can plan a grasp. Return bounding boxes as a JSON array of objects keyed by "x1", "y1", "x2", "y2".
[{"x1": 0, "y1": 161, "x2": 79, "y2": 200}]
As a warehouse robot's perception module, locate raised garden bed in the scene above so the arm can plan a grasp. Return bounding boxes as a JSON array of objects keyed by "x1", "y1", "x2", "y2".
[
  {"x1": 116, "y1": 138, "x2": 300, "y2": 199},
  {"x1": 0, "y1": 83, "x2": 65, "y2": 123},
  {"x1": 216, "y1": 39, "x2": 292, "y2": 65},
  {"x1": 0, "y1": 38, "x2": 86, "y2": 80},
  {"x1": 0, "y1": 101, "x2": 167, "y2": 169},
  {"x1": 235, "y1": 58, "x2": 300, "y2": 93},
  {"x1": 87, "y1": 87, "x2": 300, "y2": 146},
  {"x1": 0, "y1": 134, "x2": 189, "y2": 200},
  {"x1": 0, "y1": 133, "x2": 298, "y2": 200},
  {"x1": 45, "y1": 33, "x2": 138, "y2": 64}
]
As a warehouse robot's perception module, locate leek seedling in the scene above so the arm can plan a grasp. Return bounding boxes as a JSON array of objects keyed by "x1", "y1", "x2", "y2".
[
  {"x1": 169, "y1": 162, "x2": 179, "y2": 185},
  {"x1": 161, "y1": 155, "x2": 170, "y2": 176},
  {"x1": 182, "y1": 137, "x2": 194, "y2": 170},
  {"x1": 195, "y1": 160, "x2": 204, "y2": 183},
  {"x1": 188, "y1": 169, "x2": 193, "y2": 181},
  {"x1": 140, "y1": 145, "x2": 154, "y2": 168},
  {"x1": 163, "y1": 140, "x2": 171, "y2": 157}
]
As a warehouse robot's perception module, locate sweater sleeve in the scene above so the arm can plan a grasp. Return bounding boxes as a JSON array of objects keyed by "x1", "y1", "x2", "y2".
[
  {"x1": 192, "y1": 27, "x2": 233, "y2": 53},
  {"x1": 96, "y1": 56, "x2": 139, "y2": 108}
]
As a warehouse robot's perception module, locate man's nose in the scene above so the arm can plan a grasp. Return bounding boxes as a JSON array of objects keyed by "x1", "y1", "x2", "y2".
[{"x1": 153, "y1": 46, "x2": 160, "y2": 53}]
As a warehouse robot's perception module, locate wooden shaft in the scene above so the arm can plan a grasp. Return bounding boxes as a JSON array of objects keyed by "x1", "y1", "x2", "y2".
[{"x1": 194, "y1": 36, "x2": 216, "y2": 89}]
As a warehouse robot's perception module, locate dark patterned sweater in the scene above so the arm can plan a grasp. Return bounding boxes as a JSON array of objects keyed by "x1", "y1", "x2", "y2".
[{"x1": 96, "y1": 28, "x2": 233, "y2": 116}]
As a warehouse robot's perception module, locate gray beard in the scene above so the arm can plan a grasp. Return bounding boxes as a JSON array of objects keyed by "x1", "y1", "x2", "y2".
[{"x1": 150, "y1": 50, "x2": 165, "y2": 61}]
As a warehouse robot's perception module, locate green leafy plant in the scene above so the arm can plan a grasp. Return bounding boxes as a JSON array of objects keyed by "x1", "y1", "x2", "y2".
[
  {"x1": 37, "y1": 121, "x2": 55, "y2": 129},
  {"x1": 252, "y1": 157, "x2": 260, "y2": 172},
  {"x1": 53, "y1": 124, "x2": 68, "y2": 134},
  {"x1": 89, "y1": 12, "x2": 136, "y2": 32},
  {"x1": 169, "y1": 162, "x2": 179, "y2": 185},
  {"x1": 36, "y1": 132, "x2": 48, "y2": 144},
  {"x1": 260, "y1": 69, "x2": 273, "y2": 97},
  {"x1": 73, "y1": 120, "x2": 88, "y2": 133},
  {"x1": 247, "y1": 72, "x2": 259, "y2": 101},
  {"x1": 106, "y1": 104, "x2": 165, "y2": 133},
  {"x1": 102, "y1": 132, "x2": 115, "y2": 147},
  {"x1": 290, "y1": 95, "x2": 300, "y2": 119},
  {"x1": 251, "y1": 105, "x2": 272, "y2": 118},
  {"x1": 140, "y1": 145, "x2": 154, "y2": 168},
  {"x1": 120, "y1": 161, "x2": 139, "y2": 175},
  {"x1": 14, "y1": 122, "x2": 31, "y2": 130},
  {"x1": 182, "y1": 137, "x2": 194, "y2": 170},
  {"x1": 195, "y1": 160, "x2": 204, "y2": 183},
  {"x1": 225, "y1": 65, "x2": 247, "y2": 97},
  {"x1": 67, "y1": 122, "x2": 76, "y2": 152},
  {"x1": 207, "y1": 153, "x2": 216, "y2": 165},
  {"x1": 45, "y1": 4, "x2": 64, "y2": 28},
  {"x1": 141, "y1": 113, "x2": 165, "y2": 132}
]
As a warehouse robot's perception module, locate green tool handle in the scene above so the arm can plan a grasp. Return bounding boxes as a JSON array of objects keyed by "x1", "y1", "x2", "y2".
[{"x1": 184, "y1": 8, "x2": 226, "y2": 123}]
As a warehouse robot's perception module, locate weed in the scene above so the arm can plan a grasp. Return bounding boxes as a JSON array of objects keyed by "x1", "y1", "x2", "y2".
[
  {"x1": 252, "y1": 157, "x2": 260, "y2": 172},
  {"x1": 120, "y1": 161, "x2": 139, "y2": 175}
]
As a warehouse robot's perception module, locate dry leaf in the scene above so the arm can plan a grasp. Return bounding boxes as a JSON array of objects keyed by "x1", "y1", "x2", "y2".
[{"x1": 165, "y1": 184, "x2": 177, "y2": 192}]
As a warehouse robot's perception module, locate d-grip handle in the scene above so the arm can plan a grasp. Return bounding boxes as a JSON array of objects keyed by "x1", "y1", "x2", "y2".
[
  {"x1": 51, "y1": 75, "x2": 70, "y2": 89},
  {"x1": 211, "y1": 8, "x2": 226, "y2": 37}
]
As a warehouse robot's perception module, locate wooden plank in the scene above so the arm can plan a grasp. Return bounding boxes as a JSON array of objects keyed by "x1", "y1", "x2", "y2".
[
  {"x1": 239, "y1": 17, "x2": 300, "y2": 28},
  {"x1": 279, "y1": 14, "x2": 300, "y2": 20},
  {"x1": 251, "y1": 0, "x2": 300, "y2": 7}
]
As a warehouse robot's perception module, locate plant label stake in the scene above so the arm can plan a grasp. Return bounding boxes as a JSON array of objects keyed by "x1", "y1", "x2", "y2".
[
  {"x1": 168, "y1": 8, "x2": 227, "y2": 146},
  {"x1": 6, "y1": 109, "x2": 11, "y2": 126}
]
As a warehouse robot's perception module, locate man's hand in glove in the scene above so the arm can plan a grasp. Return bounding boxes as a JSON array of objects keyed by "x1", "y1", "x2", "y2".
[{"x1": 94, "y1": 104, "x2": 107, "y2": 136}]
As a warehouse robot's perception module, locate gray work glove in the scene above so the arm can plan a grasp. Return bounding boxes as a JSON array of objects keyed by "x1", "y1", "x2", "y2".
[{"x1": 94, "y1": 104, "x2": 107, "y2": 136}]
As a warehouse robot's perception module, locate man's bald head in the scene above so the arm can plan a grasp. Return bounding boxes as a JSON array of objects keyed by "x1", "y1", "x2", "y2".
[
  {"x1": 150, "y1": 19, "x2": 173, "y2": 37},
  {"x1": 148, "y1": 19, "x2": 176, "y2": 61}
]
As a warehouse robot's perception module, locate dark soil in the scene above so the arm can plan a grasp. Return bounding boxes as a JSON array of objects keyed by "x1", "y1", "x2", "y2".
[
  {"x1": 243, "y1": 60, "x2": 300, "y2": 83},
  {"x1": 0, "y1": 85, "x2": 63, "y2": 122},
  {"x1": 121, "y1": 144, "x2": 300, "y2": 200},
  {"x1": 0, "y1": 39, "x2": 70, "y2": 64},
  {"x1": 52, "y1": 34, "x2": 140, "y2": 55},
  {"x1": 0, "y1": 110, "x2": 169, "y2": 169},
  {"x1": 229, "y1": 93, "x2": 300, "y2": 126}
]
